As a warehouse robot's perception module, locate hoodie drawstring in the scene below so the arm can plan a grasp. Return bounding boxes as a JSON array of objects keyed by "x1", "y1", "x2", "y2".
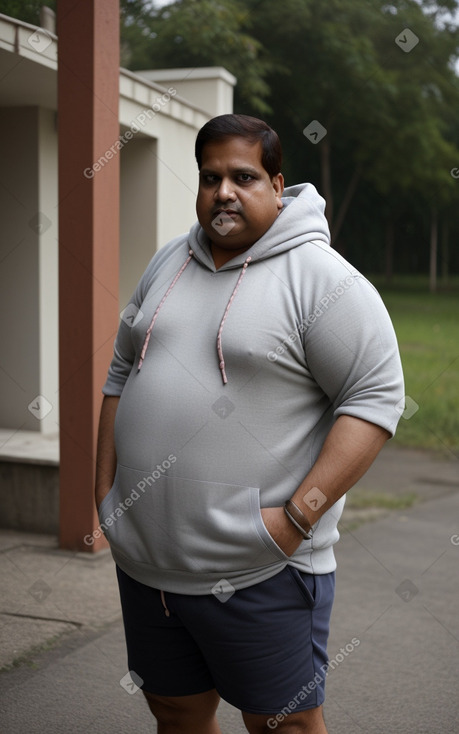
[
  {"x1": 137, "y1": 251, "x2": 252, "y2": 384},
  {"x1": 216, "y1": 256, "x2": 252, "y2": 384},
  {"x1": 137, "y1": 250, "x2": 193, "y2": 372}
]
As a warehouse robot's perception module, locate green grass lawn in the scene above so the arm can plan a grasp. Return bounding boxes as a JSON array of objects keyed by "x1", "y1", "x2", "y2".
[{"x1": 369, "y1": 276, "x2": 459, "y2": 456}]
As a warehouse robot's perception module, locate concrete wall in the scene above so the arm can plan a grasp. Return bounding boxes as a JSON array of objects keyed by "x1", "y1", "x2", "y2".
[
  {"x1": 0, "y1": 107, "x2": 39, "y2": 431},
  {"x1": 38, "y1": 107, "x2": 59, "y2": 435},
  {"x1": 0, "y1": 106, "x2": 59, "y2": 435},
  {"x1": 154, "y1": 113, "x2": 201, "y2": 253},
  {"x1": 137, "y1": 67, "x2": 236, "y2": 119},
  {"x1": 118, "y1": 84, "x2": 208, "y2": 264},
  {"x1": 120, "y1": 136, "x2": 158, "y2": 308},
  {"x1": 0, "y1": 461, "x2": 59, "y2": 533}
]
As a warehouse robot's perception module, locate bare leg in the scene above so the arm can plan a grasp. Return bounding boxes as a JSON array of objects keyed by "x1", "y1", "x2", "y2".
[
  {"x1": 143, "y1": 688, "x2": 222, "y2": 734},
  {"x1": 243, "y1": 704, "x2": 328, "y2": 734}
]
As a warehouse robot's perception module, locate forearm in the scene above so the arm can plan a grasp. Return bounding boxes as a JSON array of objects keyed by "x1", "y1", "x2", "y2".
[
  {"x1": 94, "y1": 395, "x2": 120, "y2": 509},
  {"x1": 291, "y1": 414, "x2": 390, "y2": 528},
  {"x1": 262, "y1": 415, "x2": 390, "y2": 555}
]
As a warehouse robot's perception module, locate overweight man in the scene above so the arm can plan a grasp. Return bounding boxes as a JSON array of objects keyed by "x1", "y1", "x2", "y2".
[{"x1": 95, "y1": 113, "x2": 404, "y2": 734}]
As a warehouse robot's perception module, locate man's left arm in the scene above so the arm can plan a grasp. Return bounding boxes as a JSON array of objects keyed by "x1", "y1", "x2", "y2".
[
  {"x1": 261, "y1": 414, "x2": 390, "y2": 556},
  {"x1": 261, "y1": 272, "x2": 404, "y2": 555}
]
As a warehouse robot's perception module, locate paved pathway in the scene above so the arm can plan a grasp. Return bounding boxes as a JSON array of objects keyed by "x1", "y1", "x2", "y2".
[{"x1": 1, "y1": 444, "x2": 458, "y2": 733}]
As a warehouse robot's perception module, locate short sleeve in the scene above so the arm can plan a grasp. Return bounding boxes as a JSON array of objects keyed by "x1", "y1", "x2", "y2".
[{"x1": 303, "y1": 275, "x2": 404, "y2": 436}]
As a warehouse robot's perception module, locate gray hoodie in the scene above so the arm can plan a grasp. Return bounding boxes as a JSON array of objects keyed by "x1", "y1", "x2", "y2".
[{"x1": 100, "y1": 183, "x2": 404, "y2": 594}]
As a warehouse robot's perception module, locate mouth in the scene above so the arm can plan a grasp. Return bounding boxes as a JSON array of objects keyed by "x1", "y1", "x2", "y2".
[{"x1": 213, "y1": 208, "x2": 240, "y2": 218}]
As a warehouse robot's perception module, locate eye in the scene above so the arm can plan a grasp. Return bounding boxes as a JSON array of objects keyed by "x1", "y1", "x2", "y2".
[
  {"x1": 201, "y1": 174, "x2": 219, "y2": 185},
  {"x1": 238, "y1": 173, "x2": 254, "y2": 182}
]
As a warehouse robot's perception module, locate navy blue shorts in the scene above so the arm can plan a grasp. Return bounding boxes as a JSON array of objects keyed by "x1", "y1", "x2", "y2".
[{"x1": 116, "y1": 565, "x2": 335, "y2": 715}]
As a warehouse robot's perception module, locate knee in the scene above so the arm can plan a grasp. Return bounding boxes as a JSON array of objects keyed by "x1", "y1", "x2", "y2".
[
  {"x1": 265, "y1": 722, "x2": 303, "y2": 734},
  {"x1": 246, "y1": 723, "x2": 304, "y2": 734},
  {"x1": 143, "y1": 693, "x2": 182, "y2": 726},
  {"x1": 273, "y1": 710, "x2": 327, "y2": 734},
  {"x1": 244, "y1": 707, "x2": 327, "y2": 734},
  {"x1": 143, "y1": 690, "x2": 220, "y2": 730},
  {"x1": 273, "y1": 723, "x2": 308, "y2": 733}
]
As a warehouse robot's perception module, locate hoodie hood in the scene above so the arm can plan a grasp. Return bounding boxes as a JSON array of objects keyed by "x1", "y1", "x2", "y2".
[
  {"x1": 188, "y1": 182, "x2": 331, "y2": 272},
  {"x1": 137, "y1": 183, "x2": 331, "y2": 382}
]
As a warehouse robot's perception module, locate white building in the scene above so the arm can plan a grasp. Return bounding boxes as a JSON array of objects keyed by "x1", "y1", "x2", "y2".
[{"x1": 0, "y1": 11, "x2": 236, "y2": 531}]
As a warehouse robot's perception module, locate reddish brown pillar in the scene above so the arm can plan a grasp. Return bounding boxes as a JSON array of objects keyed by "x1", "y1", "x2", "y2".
[{"x1": 58, "y1": 0, "x2": 120, "y2": 551}]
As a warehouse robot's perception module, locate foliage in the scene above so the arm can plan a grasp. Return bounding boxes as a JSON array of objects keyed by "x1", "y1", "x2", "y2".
[
  {"x1": 118, "y1": 0, "x2": 459, "y2": 272},
  {"x1": 121, "y1": 0, "x2": 275, "y2": 114},
  {"x1": 0, "y1": 0, "x2": 56, "y2": 24}
]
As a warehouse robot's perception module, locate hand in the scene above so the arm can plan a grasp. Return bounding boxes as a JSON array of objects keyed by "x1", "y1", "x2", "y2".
[
  {"x1": 95, "y1": 485, "x2": 112, "y2": 511},
  {"x1": 260, "y1": 506, "x2": 304, "y2": 557}
]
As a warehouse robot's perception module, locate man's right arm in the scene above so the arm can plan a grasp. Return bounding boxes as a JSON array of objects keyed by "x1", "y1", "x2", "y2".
[{"x1": 95, "y1": 395, "x2": 120, "y2": 510}]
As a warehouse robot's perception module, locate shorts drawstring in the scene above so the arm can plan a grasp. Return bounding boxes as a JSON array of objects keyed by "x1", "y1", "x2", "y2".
[{"x1": 160, "y1": 589, "x2": 171, "y2": 617}]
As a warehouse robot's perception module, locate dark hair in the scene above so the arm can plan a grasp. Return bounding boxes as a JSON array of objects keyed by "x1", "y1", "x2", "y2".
[{"x1": 195, "y1": 114, "x2": 282, "y2": 178}]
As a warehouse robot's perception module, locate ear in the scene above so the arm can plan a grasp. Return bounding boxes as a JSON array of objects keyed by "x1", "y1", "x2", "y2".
[{"x1": 272, "y1": 173, "x2": 284, "y2": 210}]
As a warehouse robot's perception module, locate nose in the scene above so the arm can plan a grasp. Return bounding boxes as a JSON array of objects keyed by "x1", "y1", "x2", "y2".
[{"x1": 214, "y1": 177, "x2": 237, "y2": 202}]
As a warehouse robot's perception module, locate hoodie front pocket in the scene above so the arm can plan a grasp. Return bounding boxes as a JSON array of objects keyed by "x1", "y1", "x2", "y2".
[{"x1": 98, "y1": 467, "x2": 288, "y2": 574}]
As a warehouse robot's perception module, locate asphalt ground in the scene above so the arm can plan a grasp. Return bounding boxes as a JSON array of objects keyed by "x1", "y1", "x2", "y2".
[{"x1": 1, "y1": 443, "x2": 458, "y2": 733}]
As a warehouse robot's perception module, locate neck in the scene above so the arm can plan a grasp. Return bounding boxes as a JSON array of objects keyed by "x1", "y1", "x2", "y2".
[{"x1": 211, "y1": 243, "x2": 252, "y2": 269}]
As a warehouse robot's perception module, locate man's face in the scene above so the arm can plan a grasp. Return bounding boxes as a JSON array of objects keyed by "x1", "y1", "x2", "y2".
[{"x1": 196, "y1": 137, "x2": 284, "y2": 264}]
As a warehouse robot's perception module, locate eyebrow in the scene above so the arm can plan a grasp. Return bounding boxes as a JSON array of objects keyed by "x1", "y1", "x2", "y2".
[{"x1": 200, "y1": 166, "x2": 260, "y2": 177}]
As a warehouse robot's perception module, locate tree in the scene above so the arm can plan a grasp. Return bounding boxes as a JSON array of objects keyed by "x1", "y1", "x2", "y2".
[
  {"x1": 120, "y1": 0, "x2": 274, "y2": 114},
  {"x1": 365, "y1": 4, "x2": 459, "y2": 285},
  {"x1": 119, "y1": 0, "x2": 459, "y2": 276},
  {"x1": 0, "y1": 0, "x2": 56, "y2": 24},
  {"x1": 239, "y1": 0, "x2": 459, "y2": 247}
]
